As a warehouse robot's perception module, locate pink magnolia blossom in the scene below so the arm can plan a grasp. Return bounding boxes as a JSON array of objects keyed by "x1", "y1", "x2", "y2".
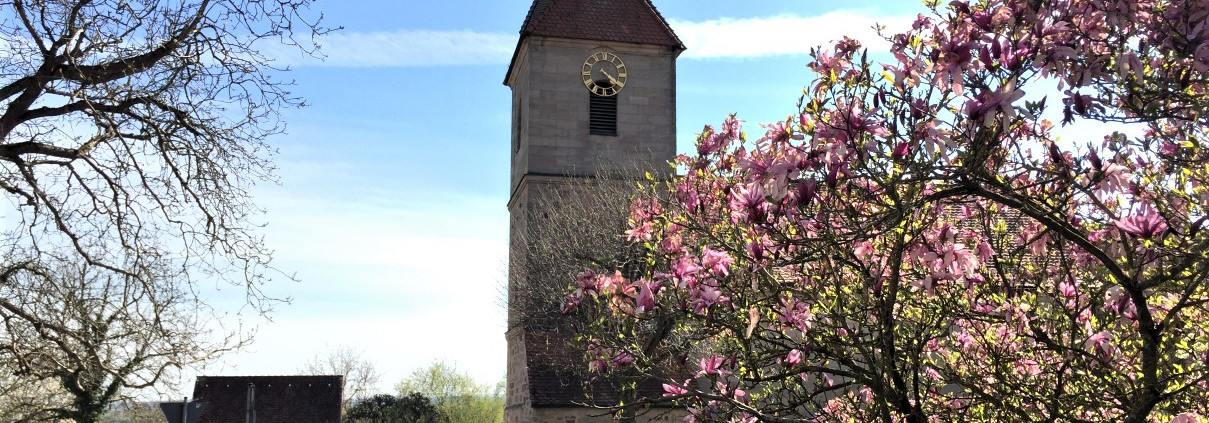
[
  {"x1": 892, "y1": 141, "x2": 911, "y2": 159},
  {"x1": 560, "y1": 294, "x2": 580, "y2": 313},
  {"x1": 597, "y1": 270, "x2": 626, "y2": 295},
  {"x1": 975, "y1": 241, "x2": 995, "y2": 261},
  {"x1": 701, "y1": 247, "x2": 735, "y2": 277},
  {"x1": 690, "y1": 285, "x2": 729, "y2": 313},
  {"x1": 696, "y1": 116, "x2": 742, "y2": 156},
  {"x1": 1058, "y1": 279, "x2": 1078, "y2": 299},
  {"x1": 1062, "y1": 90, "x2": 1104, "y2": 124},
  {"x1": 930, "y1": 32, "x2": 974, "y2": 95},
  {"x1": 1095, "y1": 163, "x2": 1134, "y2": 195},
  {"x1": 634, "y1": 279, "x2": 660, "y2": 314},
  {"x1": 1104, "y1": 286, "x2": 1133, "y2": 316},
  {"x1": 1116, "y1": 209, "x2": 1168, "y2": 238},
  {"x1": 779, "y1": 298, "x2": 815, "y2": 333},
  {"x1": 662, "y1": 382, "x2": 689, "y2": 397},
  {"x1": 1195, "y1": 43, "x2": 1209, "y2": 72},
  {"x1": 745, "y1": 235, "x2": 773, "y2": 261},
  {"x1": 625, "y1": 220, "x2": 654, "y2": 242},
  {"x1": 964, "y1": 81, "x2": 1025, "y2": 130},
  {"x1": 575, "y1": 270, "x2": 598, "y2": 295},
  {"x1": 587, "y1": 357, "x2": 608, "y2": 373},
  {"x1": 1171, "y1": 413, "x2": 1204, "y2": 423},
  {"x1": 672, "y1": 256, "x2": 703, "y2": 288},
  {"x1": 1085, "y1": 331, "x2": 1116, "y2": 361},
  {"x1": 612, "y1": 351, "x2": 635, "y2": 367},
  {"x1": 1016, "y1": 358, "x2": 1042, "y2": 377},
  {"x1": 729, "y1": 183, "x2": 768, "y2": 224},
  {"x1": 714, "y1": 381, "x2": 747, "y2": 399},
  {"x1": 785, "y1": 349, "x2": 803, "y2": 366},
  {"x1": 917, "y1": 119, "x2": 954, "y2": 158},
  {"x1": 853, "y1": 241, "x2": 874, "y2": 262},
  {"x1": 698, "y1": 356, "x2": 729, "y2": 377}
]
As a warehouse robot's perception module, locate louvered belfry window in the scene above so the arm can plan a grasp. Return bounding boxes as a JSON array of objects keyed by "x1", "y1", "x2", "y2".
[{"x1": 588, "y1": 80, "x2": 618, "y2": 136}]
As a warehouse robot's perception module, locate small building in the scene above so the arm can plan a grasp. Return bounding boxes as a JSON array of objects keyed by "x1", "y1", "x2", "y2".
[{"x1": 191, "y1": 375, "x2": 343, "y2": 423}]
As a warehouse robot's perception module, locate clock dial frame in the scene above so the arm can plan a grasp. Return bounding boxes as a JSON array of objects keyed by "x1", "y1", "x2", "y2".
[{"x1": 581, "y1": 52, "x2": 627, "y2": 97}]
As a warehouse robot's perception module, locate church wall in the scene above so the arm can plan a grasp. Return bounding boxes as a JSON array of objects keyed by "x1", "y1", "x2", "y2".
[
  {"x1": 505, "y1": 8, "x2": 682, "y2": 422},
  {"x1": 510, "y1": 48, "x2": 532, "y2": 192},
  {"x1": 505, "y1": 328, "x2": 535, "y2": 423},
  {"x1": 512, "y1": 37, "x2": 676, "y2": 192},
  {"x1": 506, "y1": 36, "x2": 678, "y2": 333},
  {"x1": 506, "y1": 180, "x2": 531, "y2": 329}
]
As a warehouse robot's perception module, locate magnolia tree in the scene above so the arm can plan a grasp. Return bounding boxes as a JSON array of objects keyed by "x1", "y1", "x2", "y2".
[{"x1": 564, "y1": 1, "x2": 1209, "y2": 422}]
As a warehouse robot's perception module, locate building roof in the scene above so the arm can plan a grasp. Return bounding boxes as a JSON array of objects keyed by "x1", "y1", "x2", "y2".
[
  {"x1": 519, "y1": 0, "x2": 684, "y2": 49},
  {"x1": 524, "y1": 331, "x2": 678, "y2": 407},
  {"x1": 191, "y1": 375, "x2": 343, "y2": 423},
  {"x1": 505, "y1": 0, "x2": 685, "y2": 85}
]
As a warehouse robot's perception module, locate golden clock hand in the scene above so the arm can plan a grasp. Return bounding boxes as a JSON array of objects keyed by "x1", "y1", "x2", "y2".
[{"x1": 599, "y1": 68, "x2": 622, "y2": 87}]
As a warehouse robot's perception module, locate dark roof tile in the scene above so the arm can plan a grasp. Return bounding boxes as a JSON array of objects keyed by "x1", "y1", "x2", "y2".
[
  {"x1": 191, "y1": 375, "x2": 343, "y2": 423},
  {"x1": 524, "y1": 332, "x2": 679, "y2": 407},
  {"x1": 519, "y1": 0, "x2": 684, "y2": 49}
]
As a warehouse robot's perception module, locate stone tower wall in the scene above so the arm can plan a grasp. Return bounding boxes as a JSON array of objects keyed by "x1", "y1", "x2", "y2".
[
  {"x1": 505, "y1": 17, "x2": 680, "y2": 423},
  {"x1": 509, "y1": 37, "x2": 677, "y2": 193}
]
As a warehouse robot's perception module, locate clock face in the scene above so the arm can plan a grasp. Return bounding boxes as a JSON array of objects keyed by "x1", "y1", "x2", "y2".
[{"x1": 582, "y1": 52, "x2": 627, "y2": 97}]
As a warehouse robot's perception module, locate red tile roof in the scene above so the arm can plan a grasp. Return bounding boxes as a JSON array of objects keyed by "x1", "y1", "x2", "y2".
[
  {"x1": 191, "y1": 375, "x2": 343, "y2": 423},
  {"x1": 519, "y1": 0, "x2": 684, "y2": 49},
  {"x1": 505, "y1": 0, "x2": 684, "y2": 85}
]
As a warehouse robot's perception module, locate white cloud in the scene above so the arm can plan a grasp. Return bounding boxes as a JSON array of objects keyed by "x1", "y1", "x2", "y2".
[
  {"x1": 266, "y1": 29, "x2": 517, "y2": 67},
  {"x1": 271, "y1": 11, "x2": 916, "y2": 68},
  {"x1": 669, "y1": 10, "x2": 915, "y2": 59}
]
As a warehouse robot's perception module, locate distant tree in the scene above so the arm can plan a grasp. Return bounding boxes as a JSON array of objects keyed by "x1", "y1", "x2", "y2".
[
  {"x1": 395, "y1": 362, "x2": 503, "y2": 423},
  {"x1": 301, "y1": 346, "x2": 382, "y2": 406},
  {"x1": 344, "y1": 393, "x2": 439, "y2": 423},
  {"x1": 99, "y1": 401, "x2": 162, "y2": 423}
]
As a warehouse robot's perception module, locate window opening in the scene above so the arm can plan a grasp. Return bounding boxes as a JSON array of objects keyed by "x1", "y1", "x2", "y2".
[{"x1": 588, "y1": 79, "x2": 617, "y2": 136}]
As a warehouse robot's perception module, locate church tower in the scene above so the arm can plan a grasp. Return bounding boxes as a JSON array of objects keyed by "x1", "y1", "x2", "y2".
[{"x1": 503, "y1": 1, "x2": 683, "y2": 422}]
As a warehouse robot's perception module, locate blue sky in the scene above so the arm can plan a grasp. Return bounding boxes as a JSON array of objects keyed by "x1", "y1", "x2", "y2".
[{"x1": 197, "y1": 0, "x2": 932, "y2": 395}]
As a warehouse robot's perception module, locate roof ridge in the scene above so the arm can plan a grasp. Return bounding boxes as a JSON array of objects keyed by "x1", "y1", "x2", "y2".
[
  {"x1": 513, "y1": 0, "x2": 683, "y2": 49},
  {"x1": 196, "y1": 375, "x2": 344, "y2": 378},
  {"x1": 640, "y1": 0, "x2": 684, "y2": 49},
  {"x1": 519, "y1": 0, "x2": 553, "y2": 35}
]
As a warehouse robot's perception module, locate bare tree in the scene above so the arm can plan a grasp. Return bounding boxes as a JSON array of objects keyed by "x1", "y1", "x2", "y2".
[
  {"x1": 301, "y1": 345, "x2": 382, "y2": 406},
  {"x1": 507, "y1": 171, "x2": 648, "y2": 331},
  {"x1": 0, "y1": 360, "x2": 66, "y2": 422},
  {"x1": 0, "y1": 259, "x2": 242, "y2": 423},
  {"x1": 0, "y1": 0, "x2": 327, "y2": 295},
  {"x1": 0, "y1": 1, "x2": 329, "y2": 422}
]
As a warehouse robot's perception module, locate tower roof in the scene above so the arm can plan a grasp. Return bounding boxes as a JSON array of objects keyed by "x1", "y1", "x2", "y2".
[
  {"x1": 518, "y1": 0, "x2": 684, "y2": 49},
  {"x1": 505, "y1": 0, "x2": 684, "y2": 85}
]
